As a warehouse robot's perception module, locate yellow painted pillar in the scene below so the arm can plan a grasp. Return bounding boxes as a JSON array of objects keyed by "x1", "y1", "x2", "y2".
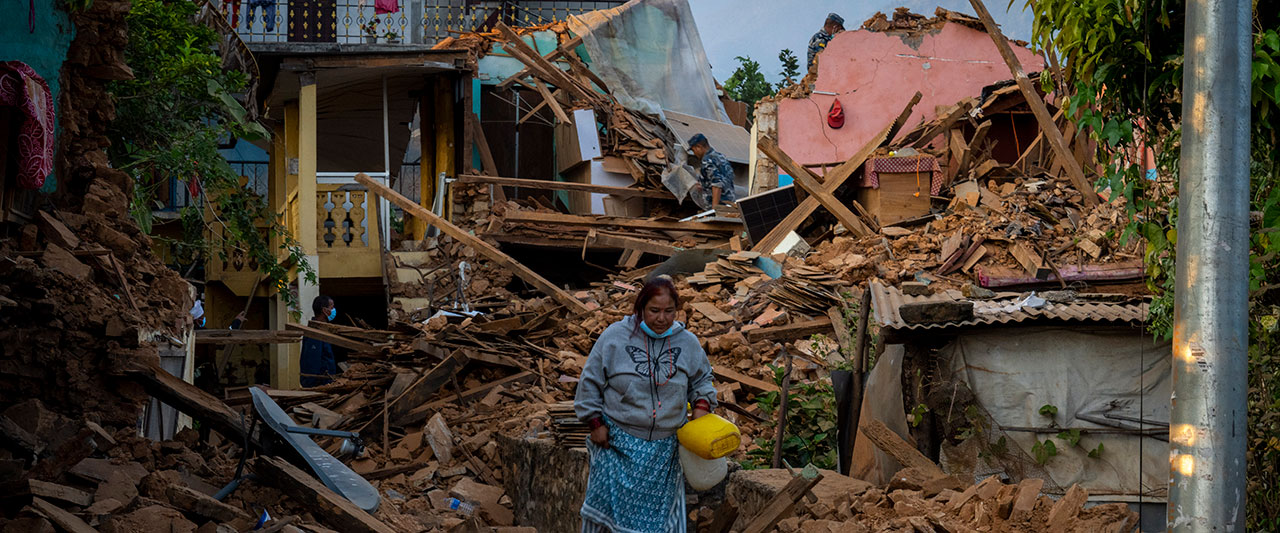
[
  {"x1": 411, "y1": 87, "x2": 436, "y2": 241},
  {"x1": 298, "y1": 72, "x2": 320, "y2": 319},
  {"x1": 435, "y1": 76, "x2": 455, "y2": 223},
  {"x1": 267, "y1": 125, "x2": 298, "y2": 390}
]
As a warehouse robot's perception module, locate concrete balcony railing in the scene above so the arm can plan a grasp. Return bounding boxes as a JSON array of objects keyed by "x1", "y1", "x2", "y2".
[{"x1": 216, "y1": 0, "x2": 624, "y2": 46}]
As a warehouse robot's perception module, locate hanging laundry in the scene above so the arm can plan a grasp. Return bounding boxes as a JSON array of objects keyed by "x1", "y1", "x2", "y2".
[
  {"x1": 374, "y1": 0, "x2": 399, "y2": 15},
  {"x1": 0, "y1": 62, "x2": 54, "y2": 190},
  {"x1": 221, "y1": 0, "x2": 240, "y2": 28},
  {"x1": 246, "y1": 0, "x2": 277, "y2": 32}
]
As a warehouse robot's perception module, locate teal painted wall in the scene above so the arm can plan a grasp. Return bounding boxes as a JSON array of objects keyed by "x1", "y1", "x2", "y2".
[{"x1": 0, "y1": 1, "x2": 75, "y2": 103}]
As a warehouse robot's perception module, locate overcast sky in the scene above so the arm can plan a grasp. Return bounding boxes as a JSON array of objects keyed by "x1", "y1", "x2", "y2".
[{"x1": 688, "y1": 0, "x2": 1036, "y2": 86}]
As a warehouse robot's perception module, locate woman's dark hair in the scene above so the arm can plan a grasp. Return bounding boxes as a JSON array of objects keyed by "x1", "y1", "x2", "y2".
[
  {"x1": 632, "y1": 276, "x2": 679, "y2": 335},
  {"x1": 312, "y1": 295, "x2": 334, "y2": 320}
]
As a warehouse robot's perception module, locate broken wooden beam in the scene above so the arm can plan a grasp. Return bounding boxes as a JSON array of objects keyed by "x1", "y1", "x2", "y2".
[
  {"x1": 502, "y1": 211, "x2": 740, "y2": 234},
  {"x1": 969, "y1": 0, "x2": 1099, "y2": 206},
  {"x1": 757, "y1": 137, "x2": 873, "y2": 238},
  {"x1": 712, "y1": 366, "x2": 779, "y2": 395},
  {"x1": 387, "y1": 351, "x2": 469, "y2": 422},
  {"x1": 975, "y1": 262, "x2": 1144, "y2": 288},
  {"x1": 251, "y1": 456, "x2": 395, "y2": 533},
  {"x1": 125, "y1": 360, "x2": 259, "y2": 449},
  {"x1": 399, "y1": 371, "x2": 537, "y2": 426},
  {"x1": 286, "y1": 322, "x2": 378, "y2": 353},
  {"x1": 862, "y1": 418, "x2": 944, "y2": 477},
  {"x1": 30, "y1": 497, "x2": 98, "y2": 533},
  {"x1": 745, "y1": 317, "x2": 834, "y2": 342},
  {"x1": 26, "y1": 479, "x2": 93, "y2": 507},
  {"x1": 457, "y1": 174, "x2": 673, "y2": 199},
  {"x1": 740, "y1": 471, "x2": 825, "y2": 533},
  {"x1": 195, "y1": 329, "x2": 303, "y2": 345},
  {"x1": 355, "y1": 172, "x2": 591, "y2": 314},
  {"x1": 587, "y1": 231, "x2": 682, "y2": 257}
]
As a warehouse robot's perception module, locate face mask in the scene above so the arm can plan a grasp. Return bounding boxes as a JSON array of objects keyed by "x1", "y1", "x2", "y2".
[
  {"x1": 327, "y1": 308, "x2": 337, "y2": 321},
  {"x1": 197, "y1": 316, "x2": 206, "y2": 328},
  {"x1": 640, "y1": 320, "x2": 681, "y2": 339}
]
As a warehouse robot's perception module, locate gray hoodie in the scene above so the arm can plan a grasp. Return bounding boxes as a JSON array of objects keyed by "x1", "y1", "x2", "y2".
[{"x1": 574, "y1": 315, "x2": 718, "y2": 441}]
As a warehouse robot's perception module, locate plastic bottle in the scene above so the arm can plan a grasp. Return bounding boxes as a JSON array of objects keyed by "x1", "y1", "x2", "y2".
[{"x1": 447, "y1": 497, "x2": 475, "y2": 515}]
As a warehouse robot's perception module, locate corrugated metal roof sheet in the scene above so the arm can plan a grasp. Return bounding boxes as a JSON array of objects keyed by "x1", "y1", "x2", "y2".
[
  {"x1": 663, "y1": 108, "x2": 751, "y2": 164},
  {"x1": 870, "y1": 281, "x2": 1149, "y2": 332}
]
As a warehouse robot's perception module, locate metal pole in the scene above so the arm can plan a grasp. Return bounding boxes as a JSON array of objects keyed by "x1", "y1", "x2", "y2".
[
  {"x1": 381, "y1": 75, "x2": 392, "y2": 250},
  {"x1": 1170, "y1": 0, "x2": 1251, "y2": 530}
]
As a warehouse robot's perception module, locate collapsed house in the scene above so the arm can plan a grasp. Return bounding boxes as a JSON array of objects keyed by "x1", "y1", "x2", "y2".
[{"x1": 0, "y1": 0, "x2": 1160, "y2": 531}]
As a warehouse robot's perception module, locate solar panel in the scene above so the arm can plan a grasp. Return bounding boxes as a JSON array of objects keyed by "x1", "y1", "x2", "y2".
[{"x1": 736, "y1": 185, "x2": 799, "y2": 244}]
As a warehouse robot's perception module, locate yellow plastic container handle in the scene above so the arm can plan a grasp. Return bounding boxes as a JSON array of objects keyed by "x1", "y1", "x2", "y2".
[{"x1": 677, "y1": 413, "x2": 741, "y2": 460}]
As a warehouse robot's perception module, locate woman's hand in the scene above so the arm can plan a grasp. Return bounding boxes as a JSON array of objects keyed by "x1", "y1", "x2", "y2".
[
  {"x1": 692, "y1": 407, "x2": 709, "y2": 419},
  {"x1": 590, "y1": 425, "x2": 610, "y2": 449}
]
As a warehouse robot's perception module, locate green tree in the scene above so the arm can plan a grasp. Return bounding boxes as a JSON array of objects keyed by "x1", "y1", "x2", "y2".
[
  {"x1": 778, "y1": 48, "x2": 801, "y2": 89},
  {"x1": 1022, "y1": 1, "x2": 1280, "y2": 527},
  {"x1": 723, "y1": 55, "x2": 774, "y2": 122},
  {"x1": 109, "y1": 0, "x2": 312, "y2": 308}
]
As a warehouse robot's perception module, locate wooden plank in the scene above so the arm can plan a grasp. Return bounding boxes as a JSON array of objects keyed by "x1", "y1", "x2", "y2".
[
  {"x1": 27, "y1": 479, "x2": 92, "y2": 507},
  {"x1": 531, "y1": 78, "x2": 571, "y2": 124},
  {"x1": 712, "y1": 366, "x2": 779, "y2": 394},
  {"x1": 251, "y1": 456, "x2": 395, "y2": 533},
  {"x1": 968, "y1": 0, "x2": 1098, "y2": 206},
  {"x1": 690, "y1": 302, "x2": 734, "y2": 323},
  {"x1": 30, "y1": 497, "x2": 98, "y2": 533},
  {"x1": 952, "y1": 120, "x2": 991, "y2": 187},
  {"x1": 883, "y1": 91, "x2": 924, "y2": 144},
  {"x1": 1009, "y1": 241, "x2": 1047, "y2": 278},
  {"x1": 195, "y1": 329, "x2": 303, "y2": 345},
  {"x1": 862, "y1": 418, "x2": 944, "y2": 477},
  {"x1": 458, "y1": 174, "x2": 673, "y2": 199},
  {"x1": 757, "y1": 137, "x2": 873, "y2": 238},
  {"x1": 588, "y1": 232, "x2": 681, "y2": 257},
  {"x1": 745, "y1": 317, "x2": 833, "y2": 343},
  {"x1": 356, "y1": 173, "x2": 590, "y2": 314},
  {"x1": 826, "y1": 307, "x2": 853, "y2": 360},
  {"x1": 286, "y1": 322, "x2": 377, "y2": 353},
  {"x1": 466, "y1": 113, "x2": 499, "y2": 177},
  {"x1": 495, "y1": 24, "x2": 599, "y2": 105},
  {"x1": 751, "y1": 95, "x2": 915, "y2": 253},
  {"x1": 502, "y1": 211, "x2": 738, "y2": 233},
  {"x1": 125, "y1": 360, "x2": 259, "y2": 449},
  {"x1": 399, "y1": 372, "x2": 537, "y2": 426},
  {"x1": 945, "y1": 128, "x2": 968, "y2": 186},
  {"x1": 741, "y1": 472, "x2": 824, "y2": 533},
  {"x1": 388, "y1": 351, "x2": 469, "y2": 422},
  {"x1": 898, "y1": 99, "x2": 975, "y2": 149},
  {"x1": 496, "y1": 34, "x2": 583, "y2": 91}
]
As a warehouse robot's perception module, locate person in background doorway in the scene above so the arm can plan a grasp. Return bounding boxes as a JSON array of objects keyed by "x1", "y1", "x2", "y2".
[
  {"x1": 574, "y1": 276, "x2": 717, "y2": 533},
  {"x1": 808, "y1": 13, "x2": 845, "y2": 71},
  {"x1": 300, "y1": 295, "x2": 338, "y2": 387},
  {"x1": 688, "y1": 133, "x2": 736, "y2": 208}
]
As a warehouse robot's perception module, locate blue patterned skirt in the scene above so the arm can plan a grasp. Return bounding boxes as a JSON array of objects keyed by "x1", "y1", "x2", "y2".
[{"x1": 580, "y1": 418, "x2": 686, "y2": 533}]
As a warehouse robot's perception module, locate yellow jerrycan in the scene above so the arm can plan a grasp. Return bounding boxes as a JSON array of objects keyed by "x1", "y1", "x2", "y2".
[{"x1": 677, "y1": 413, "x2": 741, "y2": 460}]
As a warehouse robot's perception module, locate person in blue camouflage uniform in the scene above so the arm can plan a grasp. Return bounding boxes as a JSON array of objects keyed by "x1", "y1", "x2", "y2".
[
  {"x1": 687, "y1": 134, "x2": 736, "y2": 207},
  {"x1": 807, "y1": 13, "x2": 845, "y2": 71}
]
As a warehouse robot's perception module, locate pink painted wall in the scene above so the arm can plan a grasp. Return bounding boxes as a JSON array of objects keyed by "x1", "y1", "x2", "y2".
[{"x1": 778, "y1": 23, "x2": 1046, "y2": 168}]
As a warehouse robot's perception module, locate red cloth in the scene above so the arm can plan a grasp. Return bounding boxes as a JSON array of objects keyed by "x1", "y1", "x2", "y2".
[
  {"x1": 858, "y1": 155, "x2": 942, "y2": 196},
  {"x1": 0, "y1": 62, "x2": 55, "y2": 189},
  {"x1": 374, "y1": 0, "x2": 398, "y2": 15}
]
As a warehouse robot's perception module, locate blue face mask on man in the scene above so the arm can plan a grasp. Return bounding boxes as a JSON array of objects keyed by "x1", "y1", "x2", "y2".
[{"x1": 327, "y1": 308, "x2": 337, "y2": 321}]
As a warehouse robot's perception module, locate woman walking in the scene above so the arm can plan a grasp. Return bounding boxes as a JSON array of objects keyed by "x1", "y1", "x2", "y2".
[{"x1": 574, "y1": 276, "x2": 718, "y2": 532}]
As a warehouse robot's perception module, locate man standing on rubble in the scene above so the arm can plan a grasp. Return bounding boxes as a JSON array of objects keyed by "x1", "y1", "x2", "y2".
[
  {"x1": 807, "y1": 13, "x2": 845, "y2": 71},
  {"x1": 688, "y1": 133, "x2": 736, "y2": 208},
  {"x1": 300, "y1": 295, "x2": 339, "y2": 388},
  {"x1": 575, "y1": 276, "x2": 718, "y2": 533}
]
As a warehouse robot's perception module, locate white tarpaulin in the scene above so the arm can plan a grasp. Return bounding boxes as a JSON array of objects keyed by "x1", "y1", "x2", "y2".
[
  {"x1": 942, "y1": 327, "x2": 1171, "y2": 498},
  {"x1": 567, "y1": 0, "x2": 729, "y2": 123}
]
